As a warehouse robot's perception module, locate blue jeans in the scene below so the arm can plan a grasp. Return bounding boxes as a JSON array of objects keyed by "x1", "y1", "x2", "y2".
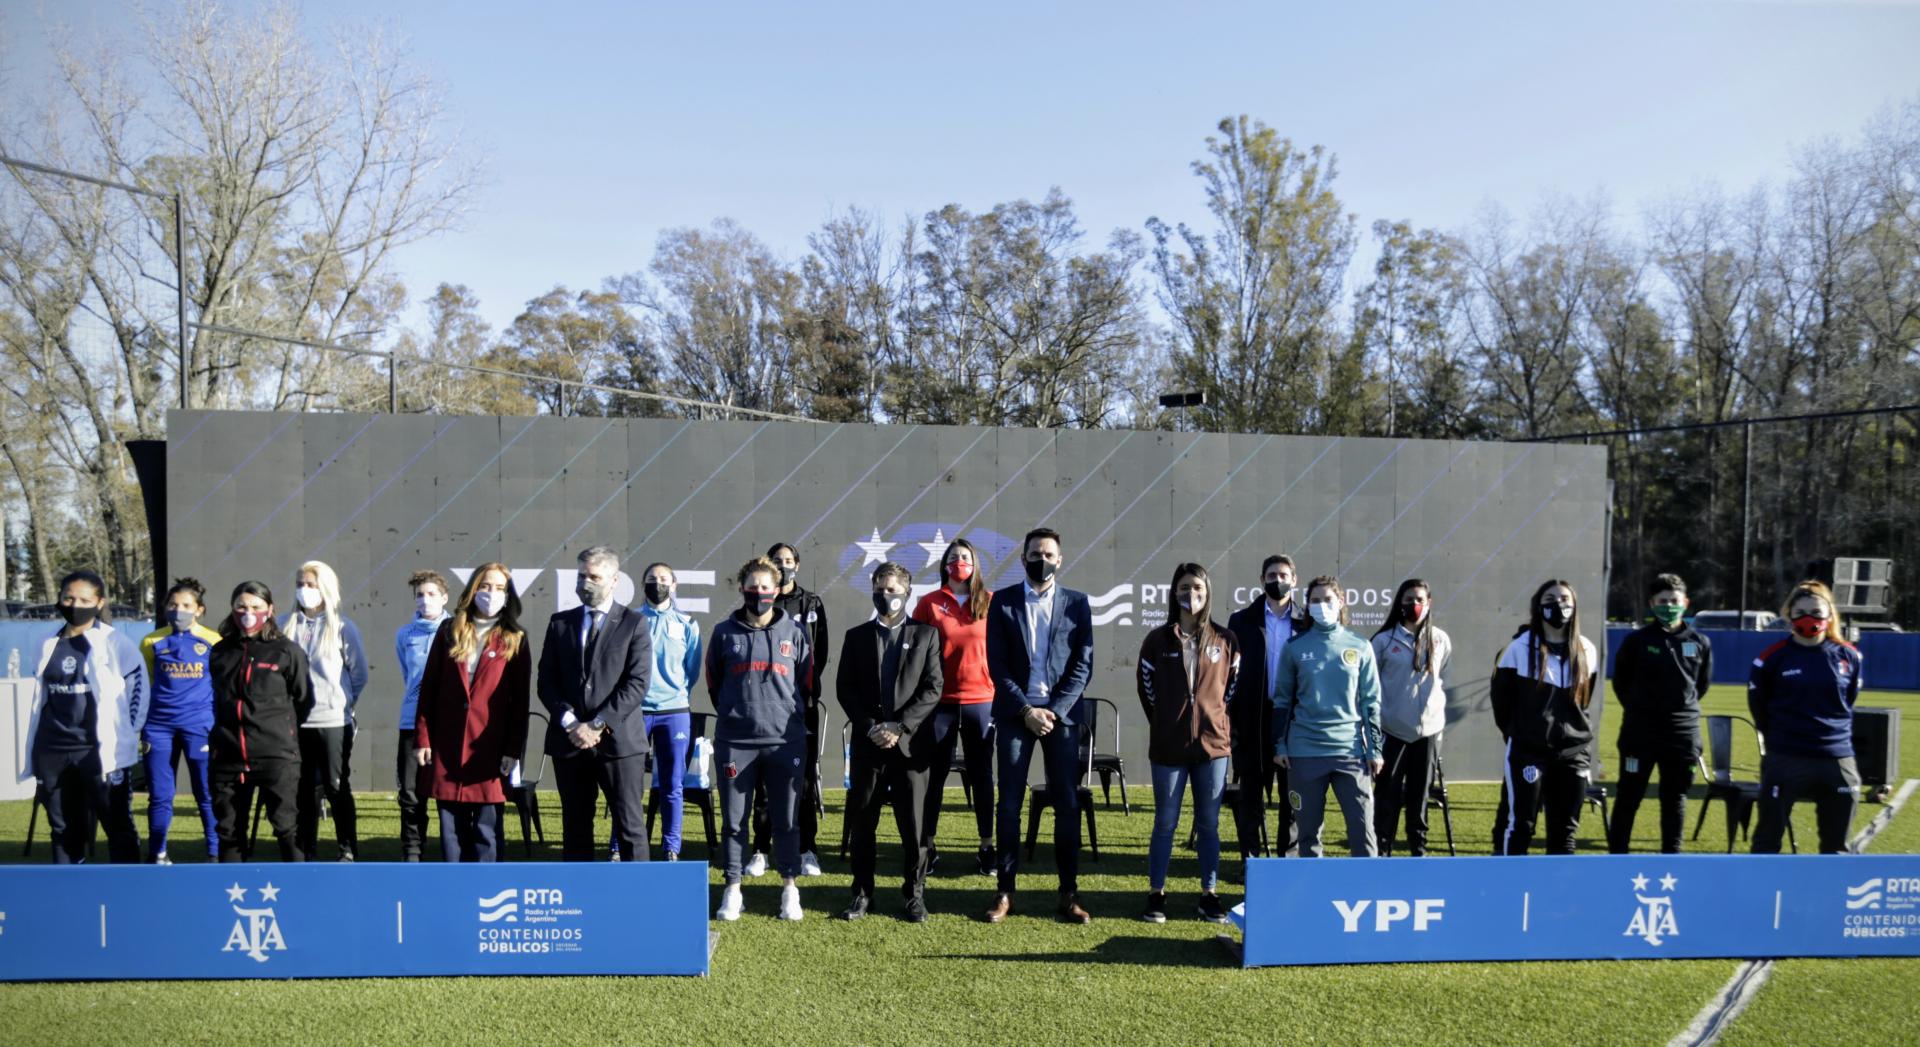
[
  {"x1": 994, "y1": 718, "x2": 1080, "y2": 893},
  {"x1": 647, "y1": 711, "x2": 692, "y2": 856},
  {"x1": 143, "y1": 724, "x2": 217, "y2": 859},
  {"x1": 1149, "y1": 757, "x2": 1228, "y2": 892}
]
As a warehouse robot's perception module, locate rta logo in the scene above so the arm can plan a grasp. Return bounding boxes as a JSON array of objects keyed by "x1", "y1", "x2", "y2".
[{"x1": 1332, "y1": 898, "x2": 1445, "y2": 932}]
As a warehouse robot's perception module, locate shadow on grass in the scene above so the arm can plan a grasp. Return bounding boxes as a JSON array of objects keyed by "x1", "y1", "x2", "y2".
[{"x1": 930, "y1": 934, "x2": 1239, "y2": 968}]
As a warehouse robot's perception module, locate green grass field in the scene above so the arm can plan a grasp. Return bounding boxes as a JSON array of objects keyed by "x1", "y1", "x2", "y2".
[{"x1": 1, "y1": 685, "x2": 1913, "y2": 1045}]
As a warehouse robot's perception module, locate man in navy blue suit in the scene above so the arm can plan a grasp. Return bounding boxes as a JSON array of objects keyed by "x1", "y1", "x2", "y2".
[{"x1": 982, "y1": 527, "x2": 1096, "y2": 924}]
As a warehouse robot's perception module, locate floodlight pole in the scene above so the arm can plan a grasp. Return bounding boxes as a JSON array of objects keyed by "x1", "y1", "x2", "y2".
[
  {"x1": 174, "y1": 193, "x2": 189, "y2": 410},
  {"x1": 1739, "y1": 422, "x2": 1752, "y2": 627}
]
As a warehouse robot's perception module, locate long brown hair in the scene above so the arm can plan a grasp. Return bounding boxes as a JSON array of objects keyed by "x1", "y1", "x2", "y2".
[
  {"x1": 938, "y1": 537, "x2": 991, "y2": 618},
  {"x1": 449, "y1": 563, "x2": 525, "y2": 662},
  {"x1": 1170, "y1": 562, "x2": 1216, "y2": 645},
  {"x1": 1781, "y1": 580, "x2": 1846, "y2": 644},
  {"x1": 1527, "y1": 578, "x2": 1592, "y2": 709}
]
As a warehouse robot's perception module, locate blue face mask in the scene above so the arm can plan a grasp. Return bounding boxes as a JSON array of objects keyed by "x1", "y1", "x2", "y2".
[{"x1": 168, "y1": 609, "x2": 196, "y2": 630}]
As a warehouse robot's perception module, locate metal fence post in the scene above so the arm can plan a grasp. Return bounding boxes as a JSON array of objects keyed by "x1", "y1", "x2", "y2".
[{"x1": 174, "y1": 194, "x2": 189, "y2": 410}]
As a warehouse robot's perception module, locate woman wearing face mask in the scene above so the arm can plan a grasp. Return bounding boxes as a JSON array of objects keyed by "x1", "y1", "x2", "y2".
[
  {"x1": 139, "y1": 577, "x2": 224, "y2": 863},
  {"x1": 23, "y1": 570, "x2": 147, "y2": 864},
  {"x1": 283, "y1": 560, "x2": 368, "y2": 861},
  {"x1": 394, "y1": 569, "x2": 452, "y2": 861},
  {"x1": 913, "y1": 537, "x2": 997, "y2": 877},
  {"x1": 1370, "y1": 579, "x2": 1453, "y2": 857},
  {"x1": 1136, "y1": 563, "x2": 1239, "y2": 923},
  {"x1": 209, "y1": 581, "x2": 313, "y2": 861},
  {"x1": 1749, "y1": 581, "x2": 1864, "y2": 854},
  {"x1": 414, "y1": 563, "x2": 530, "y2": 862},
  {"x1": 709, "y1": 557, "x2": 814, "y2": 922},
  {"x1": 1271, "y1": 577, "x2": 1383, "y2": 857},
  {"x1": 638, "y1": 562, "x2": 703, "y2": 861},
  {"x1": 1490, "y1": 580, "x2": 1600, "y2": 856}
]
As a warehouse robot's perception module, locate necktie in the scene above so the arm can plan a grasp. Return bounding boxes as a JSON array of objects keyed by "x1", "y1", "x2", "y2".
[{"x1": 582, "y1": 609, "x2": 605, "y2": 689}]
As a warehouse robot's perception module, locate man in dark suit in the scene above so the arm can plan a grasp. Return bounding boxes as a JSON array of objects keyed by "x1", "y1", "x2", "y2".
[
  {"x1": 1225, "y1": 553, "x2": 1306, "y2": 861},
  {"x1": 982, "y1": 526, "x2": 1096, "y2": 924},
  {"x1": 836, "y1": 562, "x2": 944, "y2": 922},
  {"x1": 537, "y1": 546, "x2": 654, "y2": 861}
]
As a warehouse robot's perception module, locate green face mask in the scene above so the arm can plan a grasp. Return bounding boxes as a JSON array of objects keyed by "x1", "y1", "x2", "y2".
[{"x1": 1650, "y1": 604, "x2": 1685, "y2": 627}]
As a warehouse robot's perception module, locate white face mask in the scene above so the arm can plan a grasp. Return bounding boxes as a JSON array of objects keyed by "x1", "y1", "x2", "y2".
[
  {"x1": 295, "y1": 585, "x2": 323, "y2": 612},
  {"x1": 1308, "y1": 601, "x2": 1339, "y2": 625},
  {"x1": 471, "y1": 589, "x2": 504, "y2": 618},
  {"x1": 416, "y1": 593, "x2": 446, "y2": 619}
]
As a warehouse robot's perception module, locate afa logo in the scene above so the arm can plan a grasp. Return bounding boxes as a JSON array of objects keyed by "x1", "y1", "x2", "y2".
[
  {"x1": 1623, "y1": 873, "x2": 1679, "y2": 947},
  {"x1": 222, "y1": 882, "x2": 287, "y2": 963}
]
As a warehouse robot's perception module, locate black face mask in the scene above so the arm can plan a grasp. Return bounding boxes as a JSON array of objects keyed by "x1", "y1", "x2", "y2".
[
  {"x1": 59, "y1": 604, "x2": 99, "y2": 628},
  {"x1": 643, "y1": 581, "x2": 671, "y2": 607},
  {"x1": 872, "y1": 592, "x2": 905, "y2": 619},
  {"x1": 1541, "y1": 603, "x2": 1572, "y2": 628},
  {"x1": 1263, "y1": 580, "x2": 1290, "y2": 603},
  {"x1": 1024, "y1": 558, "x2": 1057, "y2": 586},
  {"x1": 741, "y1": 590, "x2": 775, "y2": 616},
  {"x1": 777, "y1": 566, "x2": 796, "y2": 588}
]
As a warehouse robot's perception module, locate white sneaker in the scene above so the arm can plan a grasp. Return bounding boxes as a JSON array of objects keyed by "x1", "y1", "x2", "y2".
[
  {"x1": 745, "y1": 851, "x2": 769, "y2": 877},
  {"x1": 715, "y1": 884, "x2": 744, "y2": 922},
  {"x1": 778, "y1": 883, "x2": 803, "y2": 921},
  {"x1": 799, "y1": 851, "x2": 823, "y2": 877}
]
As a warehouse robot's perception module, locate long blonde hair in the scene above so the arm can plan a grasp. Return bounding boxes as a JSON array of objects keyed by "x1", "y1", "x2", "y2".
[
  {"x1": 293, "y1": 560, "x2": 344, "y2": 655},
  {"x1": 450, "y1": 562, "x2": 525, "y2": 663},
  {"x1": 1781, "y1": 580, "x2": 1846, "y2": 644}
]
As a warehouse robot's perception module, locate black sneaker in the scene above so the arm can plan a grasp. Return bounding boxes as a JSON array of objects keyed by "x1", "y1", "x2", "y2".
[
  {"x1": 1141, "y1": 891, "x2": 1168, "y2": 924},
  {"x1": 975, "y1": 844, "x2": 996, "y2": 876},
  {"x1": 903, "y1": 896, "x2": 927, "y2": 923},
  {"x1": 839, "y1": 894, "x2": 871, "y2": 921},
  {"x1": 1197, "y1": 892, "x2": 1229, "y2": 924},
  {"x1": 926, "y1": 846, "x2": 941, "y2": 874},
  {"x1": 665, "y1": 852, "x2": 680, "y2": 862}
]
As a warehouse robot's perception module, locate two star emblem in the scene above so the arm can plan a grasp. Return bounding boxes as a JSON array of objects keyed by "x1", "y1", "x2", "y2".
[
  {"x1": 1631, "y1": 873, "x2": 1678, "y2": 892},
  {"x1": 226, "y1": 882, "x2": 281, "y2": 903}
]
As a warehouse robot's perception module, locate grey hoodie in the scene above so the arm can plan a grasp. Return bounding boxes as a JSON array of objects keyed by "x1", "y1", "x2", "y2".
[
  {"x1": 706, "y1": 607, "x2": 814, "y2": 746},
  {"x1": 1371, "y1": 624, "x2": 1453, "y2": 743}
]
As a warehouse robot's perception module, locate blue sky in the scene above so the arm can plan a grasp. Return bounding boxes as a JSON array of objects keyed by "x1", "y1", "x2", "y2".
[{"x1": 6, "y1": 0, "x2": 1920, "y2": 333}]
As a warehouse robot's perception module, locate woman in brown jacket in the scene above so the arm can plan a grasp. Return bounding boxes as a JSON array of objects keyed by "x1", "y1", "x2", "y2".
[
  {"x1": 414, "y1": 563, "x2": 531, "y2": 862},
  {"x1": 1136, "y1": 561, "x2": 1240, "y2": 924}
]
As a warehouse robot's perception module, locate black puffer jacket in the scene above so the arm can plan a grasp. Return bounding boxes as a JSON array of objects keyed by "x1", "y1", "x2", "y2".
[{"x1": 210, "y1": 634, "x2": 312, "y2": 769}]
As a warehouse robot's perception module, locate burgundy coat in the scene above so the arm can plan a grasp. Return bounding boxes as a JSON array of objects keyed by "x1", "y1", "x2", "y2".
[{"x1": 415, "y1": 620, "x2": 531, "y2": 804}]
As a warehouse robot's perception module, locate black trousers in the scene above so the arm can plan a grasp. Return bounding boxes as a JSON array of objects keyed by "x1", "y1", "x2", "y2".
[
  {"x1": 754, "y1": 700, "x2": 822, "y2": 854},
  {"x1": 1375, "y1": 733, "x2": 1439, "y2": 856},
  {"x1": 34, "y1": 749, "x2": 140, "y2": 864},
  {"x1": 1233, "y1": 747, "x2": 1298, "y2": 858},
  {"x1": 396, "y1": 730, "x2": 430, "y2": 860},
  {"x1": 296, "y1": 726, "x2": 358, "y2": 859},
  {"x1": 922, "y1": 701, "x2": 996, "y2": 849},
  {"x1": 1494, "y1": 746, "x2": 1586, "y2": 856},
  {"x1": 554, "y1": 750, "x2": 650, "y2": 861},
  {"x1": 212, "y1": 759, "x2": 304, "y2": 861},
  {"x1": 847, "y1": 740, "x2": 931, "y2": 900},
  {"x1": 1608, "y1": 749, "x2": 1697, "y2": 854},
  {"x1": 1753, "y1": 752, "x2": 1860, "y2": 854},
  {"x1": 438, "y1": 800, "x2": 503, "y2": 862}
]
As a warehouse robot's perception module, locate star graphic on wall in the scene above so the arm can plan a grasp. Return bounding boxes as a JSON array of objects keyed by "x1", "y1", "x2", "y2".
[
  {"x1": 226, "y1": 883, "x2": 246, "y2": 903},
  {"x1": 855, "y1": 528, "x2": 895, "y2": 566},
  {"x1": 1631, "y1": 874, "x2": 1649, "y2": 892},
  {"x1": 917, "y1": 528, "x2": 950, "y2": 569},
  {"x1": 1659, "y1": 873, "x2": 1677, "y2": 892},
  {"x1": 259, "y1": 883, "x2": 281, "y2": 902}
]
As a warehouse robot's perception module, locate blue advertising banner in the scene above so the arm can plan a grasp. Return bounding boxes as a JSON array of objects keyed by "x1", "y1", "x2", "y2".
[
  {"x1": 0, "y1": 862, "x2": 710, "y2": 980},
  {"x1": 1239, "y1": 855, "x2": 1920, "y2": 967}
]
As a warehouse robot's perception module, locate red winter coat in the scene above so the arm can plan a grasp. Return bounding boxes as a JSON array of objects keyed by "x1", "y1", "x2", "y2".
[{"x1": 415, "y1": 621, "x2": 531, "y2": 804}]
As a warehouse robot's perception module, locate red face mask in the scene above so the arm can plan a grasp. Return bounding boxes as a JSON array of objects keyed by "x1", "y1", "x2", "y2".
[
  {"x1": 1791, "y1": 614, "x2": 1827, "y2": 639},
  {"x1": 1405, "y1": 599, "x2": 1429, "y2": 623},
  {"x1": 948, "y1": 561, "x2": 974, "y2": 582}
]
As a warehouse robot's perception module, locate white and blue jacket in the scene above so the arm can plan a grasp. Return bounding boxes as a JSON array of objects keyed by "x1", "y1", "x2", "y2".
[{"x1": 641, "y1": 602, "x2": 702, "y2": 714}]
